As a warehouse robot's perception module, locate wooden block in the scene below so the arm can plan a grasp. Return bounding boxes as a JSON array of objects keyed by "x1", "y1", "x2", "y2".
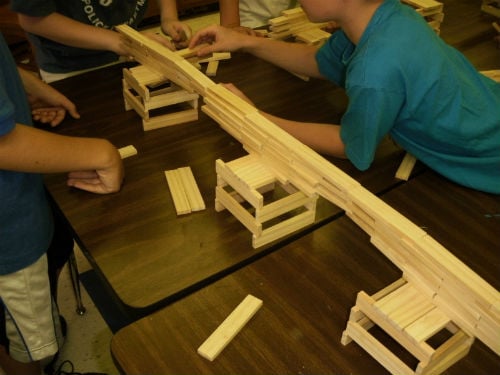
[
  {"x1": 118, "y1": 145, "x2": 138, "y2": 159},
  {"x1": 481, "y1": 69, "x2": 500, "y2": 82},
  {"x1": 164, "y1": 169, "x2": 191, "y2": 215},
  {"x1": 216, "y1": 159, "x2": 264, "y2": 209},
  {"x1": 165, "y1": 167, "x2": 205, "y2": 215},
  {"x1": 196, "y1": 52, "x2": 232, "y2": 64},
  {"x1": 143, "y1": 108, "x2": 198, "y2": 131},
  {"x1": 144, "y1": 89, "x2": 199, "y2": 111},
  {"x1": 123, "y1": 89, "x2": 148, "y2": 119},
  {"x1": 395, "y1": 152, "x2": 417, "y2": 180},
  {"x1": 253, "y1": 210, "x2": 315, "y2": 248},
  {"x1": 404, "y1": 307, "x2": 450, "y2": 342},
  {"x1": 205, "y1": 60, "x2": 219, "y2": 77},
  {"x1": 343, "y1": 320, "x2": 415, "y2": 375},
  {"x1": 197, "y1": 295, "x2": 263, "y2": 361},
  {"x1": 493, "y1": 21, "x2": 500, "y2": 33},
  {"x1": 215, "y1": 185, "x2": 262, "y2": 235},
  {"x1": 175, "y1": 43, "x2": 211, "y2": 59},
  {"x1": 177, "y1": 167, "x2": 205, "y2": 211}
]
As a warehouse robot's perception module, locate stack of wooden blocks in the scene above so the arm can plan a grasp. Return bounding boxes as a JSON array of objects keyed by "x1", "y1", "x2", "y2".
[
  {"x1": 402, "y1": 0, "x2": 444, "y2": 34},
  {"x1": 267, "y1": 7, "x2": 332, "y2": 46},
  {"x1": 215, "y1": 154, "x2": 318, "y2": 248},
  {"x1": 122, "y1": 64, "x2": 199, "y2": 131},
  {"x1": 267, "y1": 0, "x2": 444, "y2": 46}
]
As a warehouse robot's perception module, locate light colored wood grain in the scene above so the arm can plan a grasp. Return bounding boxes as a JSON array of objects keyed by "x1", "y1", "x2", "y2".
[
  {"x1": 164, "y1": 169, "x2": 191, "y2": 215},
  {"x1": 118, "y1": 145, "x2": 138, "y2": 159},
  {"x1": 197, "y1": 295, "x2": 263, "y2": 361},
  {"x1": 395, "y1": 152, "x2": 417, "y2": 181}
]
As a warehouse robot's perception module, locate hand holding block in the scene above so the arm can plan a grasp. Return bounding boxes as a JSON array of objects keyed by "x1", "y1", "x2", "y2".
[{"x1": 197, "y1": 294, "x2": 263, "y2": 361}]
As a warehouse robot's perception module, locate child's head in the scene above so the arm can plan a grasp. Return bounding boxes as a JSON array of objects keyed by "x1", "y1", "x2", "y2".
[{"x1": 299, "y1": 0, "x2": 384, "y2": 23}]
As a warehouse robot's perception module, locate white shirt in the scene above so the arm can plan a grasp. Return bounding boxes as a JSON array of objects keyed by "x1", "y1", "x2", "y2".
[{"x1": 238, "y1": 0, "x2": 297, "y2": 28}]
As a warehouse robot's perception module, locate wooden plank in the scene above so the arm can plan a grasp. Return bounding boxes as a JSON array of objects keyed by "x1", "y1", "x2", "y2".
[
  {"x1": 177, "y1": 166, "x2": 206, "y2": 211},
  {"x1": 143, "y1": 108, "x2": 198, "y2": 131},
  {"x1": 118, "y1": 145, "x2": 138, "y2": 159},
  {"x1": 395, "y1": 152, "x2": 417, "y2": 181},
  {"x1": 205, "y1": 60, "x2": 219, "y2": 77},
  {"x1": 253, "y1": 210, "x2": 315, "y2": 248},
  {"x1": 215, "y1": 186, "x2": 262, "y2": 235},
  {"x1": 145, "y1": 89, "x2": 199, "y2": 111},
  {"x1": 343, "y1": 321, "x2": 414, "y2": 375},
  {"x1": 197, "y1": 295, "x2": 263, "y2": 361},
  {"x1": 164, "y1": 169, "x2": 191, "y2": 215},
  {"x1": 404, "y1": 307, "x2": 450, "y2": 342}
]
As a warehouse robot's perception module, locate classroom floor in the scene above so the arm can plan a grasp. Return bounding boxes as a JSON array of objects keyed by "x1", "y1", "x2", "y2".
[{"x1": 2, "y1": 2, "x2": 498, "y2": 374}]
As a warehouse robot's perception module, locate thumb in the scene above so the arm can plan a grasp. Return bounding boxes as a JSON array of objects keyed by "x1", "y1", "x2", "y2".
[{"x1": 68, "y1": 105, "x2": 81, "y2": 119}]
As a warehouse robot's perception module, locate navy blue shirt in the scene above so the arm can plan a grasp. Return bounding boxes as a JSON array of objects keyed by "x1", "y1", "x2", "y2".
[
  {"x1": 10, "y1": 0, "x2": 149, "y2": 73},
  {"x1": 0, "y1": 33, "x2": 53, "y2": 274}
]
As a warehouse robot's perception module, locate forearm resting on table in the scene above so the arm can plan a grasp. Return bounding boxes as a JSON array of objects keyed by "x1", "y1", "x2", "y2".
[
  {"x1": 17, "y1": 66, "x2": 42, "y2": 91},
  {"x1": 18, "y1": 13, "x2": 122, "y2": 53},
  {"x1": 242, "y1": 38, "x2": 323, "y2": 79},
  {"x1": 263, "y1": 112, "x2": 346, "y2": 158},
  {"x1": 0, "y1": 124, "x2": 119, "y2": 174}
]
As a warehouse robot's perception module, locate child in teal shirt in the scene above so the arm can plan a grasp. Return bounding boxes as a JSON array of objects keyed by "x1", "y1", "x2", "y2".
[{"x1": 190, "y1": 0, "x2": 500, "y2": 194}]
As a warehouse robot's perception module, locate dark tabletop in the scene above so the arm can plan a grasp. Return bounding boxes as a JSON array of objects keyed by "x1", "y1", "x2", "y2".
[
  {"x1": 44, "y1": 52, "x2": 409, "y2": 316},
  {"x1": 110, "y1": 169, "x2": 500, "y2": 375}
]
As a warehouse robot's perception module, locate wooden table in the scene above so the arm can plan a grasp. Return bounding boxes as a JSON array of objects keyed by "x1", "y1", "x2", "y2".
[
  {"x1": 44, "y1": 53, "x2": 407, "y2": 318},
  {"x1": 110, "y1": 170, "x2": 500, "y2": 375}
]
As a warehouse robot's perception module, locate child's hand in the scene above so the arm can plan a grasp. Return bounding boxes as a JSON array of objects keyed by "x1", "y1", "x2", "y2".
[
  {"x1": 67, "y1": 147, "x2": 124, "y2": 194},
  {"x1": 189, "y1": 25, "x2": 248, "y2": 56},
  {"x1": 142, "y1": 31, "x2": 176, "y2": 51},
  {"x1": 162, "y1": 20, "x2": 192, "y2": 49},
  {"x1": 20, "y1": 68, "x2": 80, "y2": 127},
  {"x1": 31, "y1": 107, "x2": 70, "y2": 127}
]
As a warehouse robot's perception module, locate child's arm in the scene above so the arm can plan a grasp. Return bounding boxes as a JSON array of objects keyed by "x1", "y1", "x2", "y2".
[
  {"x1": 0, "y1": 124, "x2": 124, "y2": 194},
  {"x1": 17, "y1": 10, "x2": 174, "y2": 55},
  {"x1": 219, "y1": 0, "x2": 241, "y2": 28},
  {"x1": 264, "y1": 112, "x2": 346, "y2": 158},
  {"x1": 219, "y1": 0, "x2": 263, "y2": 36},
  {"x1": 17, "y1": 67, "x2": 80, "y2": 127},
  {"x1": 158, "y1": 0, "x2": 192, "y2": 48},
  {"x1": 190, "y1": 24, "x2": 323, "y2": 78},
  {"x1": 221, "y1": 83, "x2": 346, "y2": 158},
  {"x1": 18, "y1": 12, "x2": 130, "y2": 55}
]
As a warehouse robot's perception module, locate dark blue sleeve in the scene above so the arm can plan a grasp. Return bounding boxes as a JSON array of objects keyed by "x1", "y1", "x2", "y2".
[{"x1": 10, "y1": 0, "x2": 56, "y2": 17}]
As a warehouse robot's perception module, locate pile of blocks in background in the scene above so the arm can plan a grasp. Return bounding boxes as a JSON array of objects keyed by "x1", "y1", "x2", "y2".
[
  {"x1": 402, "y1": 0, "x2": 444, "y2": 34},
  {"x1": 481, "y1": 0, "x2": 500, "y2": 47},
  {"x1": 266, "y1": 0, "x2": 444, "y2": 46}
]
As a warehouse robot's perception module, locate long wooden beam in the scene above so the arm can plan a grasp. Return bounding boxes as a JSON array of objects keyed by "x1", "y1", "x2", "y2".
[{"x1": 115, "y1": 24, "x2": 500, "y2": 357}]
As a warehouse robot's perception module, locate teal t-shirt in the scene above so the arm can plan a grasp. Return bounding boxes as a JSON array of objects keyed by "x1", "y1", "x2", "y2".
[
  {"x1": 316, "y1": 0, "x2": 500, "y2": 194},
  {"x1": 0, "y1": 33, "x2": 53, "y2": 274},
  {"x1": 10, "y1": 0, "x2": 149, "y2": 73}
]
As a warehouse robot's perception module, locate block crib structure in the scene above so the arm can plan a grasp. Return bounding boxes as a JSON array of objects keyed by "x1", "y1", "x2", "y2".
[{"x1": 116, "y1": 24, "x2": 500, "y2": 375}]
